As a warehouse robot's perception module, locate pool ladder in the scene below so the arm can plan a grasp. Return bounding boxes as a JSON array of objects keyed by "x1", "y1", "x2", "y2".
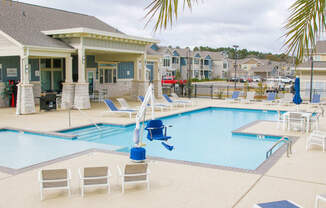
[{"x1": 266, "y1": 137, "x2": 292, "y2": 159}]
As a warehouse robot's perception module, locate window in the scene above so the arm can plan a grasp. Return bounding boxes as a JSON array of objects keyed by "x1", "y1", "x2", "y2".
[
  {"x1": 53, "y1": 59, "x2": 62, "y2": 68},
  {"x1": 163, "y1": 57, "x2": 170, "y2": 67},
  {"x1": 223, "y1": 63, "x2": 228, "y2": 69},
  {"x1": 172, "y1": 57, "x2": 179, "y2": 64},
  {"x1": 104, "y1": 69, "x2": 116, "y2": 83},
  {"x1": 204, "y1": 60, "x2": 210, "y2": 65},
  {"x1": 118, "y1": 62, "x2": 134, "y2": 79},
  {"x1": 194, "y1": 58, "x2": 199, "y2": 64},
  {"x1": 41, "y1": 59, "x2": 51, "y2": 68}
]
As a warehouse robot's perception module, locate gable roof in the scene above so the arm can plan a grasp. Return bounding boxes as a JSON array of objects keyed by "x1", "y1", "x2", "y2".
[{"x1": 0, "y1": 1, "x2": 123, "y2": 49}]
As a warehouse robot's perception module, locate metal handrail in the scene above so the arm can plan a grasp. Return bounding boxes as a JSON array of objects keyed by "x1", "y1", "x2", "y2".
[
  {"x1": 266, "y1": 137, "x2": 292, "y2": 159},
  {"x1": 70, "y1": 105, "x2": 101, "y2": 131}
]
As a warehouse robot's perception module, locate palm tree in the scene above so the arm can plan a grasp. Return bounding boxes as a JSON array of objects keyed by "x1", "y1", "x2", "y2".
[
  {"x1": 145, "y1": 0, "x2": 197, "y2": 31},
  {"x1": 145, "y1": 0, "x2": 325, "y2": 64},
  {"x1": 283, "y1": 0, "x2": 326, "y2": 63}
]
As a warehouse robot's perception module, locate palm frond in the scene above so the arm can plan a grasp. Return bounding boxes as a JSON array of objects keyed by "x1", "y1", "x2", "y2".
[
  {"x1": 145, "y1": 0, "x2": 197, "y2": 31},
  {"x1": 283, "y1": 0, "x2": 326, "y2": 64}
]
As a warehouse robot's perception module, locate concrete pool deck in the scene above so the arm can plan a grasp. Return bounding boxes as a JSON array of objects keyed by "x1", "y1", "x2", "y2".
[{"x1": 0, "y1": 98, "x2": 326, "y2": 207}]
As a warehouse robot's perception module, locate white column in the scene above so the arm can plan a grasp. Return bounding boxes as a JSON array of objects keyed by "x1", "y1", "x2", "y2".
[
  {"x1": 78, "y1": 48, "x2": 86, "y2": 83},
  {"x1": 61, "y1": 56, "x2": 75, "y2": 109},
  {"x1": 74, "y1": 47, "x2": 90, "y2": 109},
  {"x1": 65, "y1": 56, "x2": 73, "y2": 83},
  {"x1": 17, "y1": 48, "x2": 35, "y2": 114}
]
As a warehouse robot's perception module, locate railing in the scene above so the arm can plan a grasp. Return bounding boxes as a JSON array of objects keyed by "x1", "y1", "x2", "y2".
[
  {"x1": 69, "y1": 105, "x2": 101, "y2": 131},
  {"x1": 266, "y1": 137, "x2": 292, "y2": 159}
]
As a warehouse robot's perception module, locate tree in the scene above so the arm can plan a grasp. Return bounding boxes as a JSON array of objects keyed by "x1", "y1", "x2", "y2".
[
  {"x1": 145, "y1": 0, "x2": 325, "y2": 64},
  {"x1": 145, "y1": 0, "x2": 197, "y2": 31},
  {"x1": 283, "y1": 0, "x2": 325, "y2": 63}
]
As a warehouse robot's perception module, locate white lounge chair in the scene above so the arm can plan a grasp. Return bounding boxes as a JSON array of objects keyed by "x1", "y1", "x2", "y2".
[
  {"x1": 117, "y1": 98, "x2": 139, "y2": 110},
  {"x1": 171, "y1": 93, "x2": 194, "y2": 106},
  {"x1": 104, "y1": 99, "x2": 136, "y2": 119},
  {"x1": 241, "y1": 91, "x2": 255, "y2": 104},
  {"x1": 138, "y1": 96, "x2": 170, "y2": 112},
  {"x1": 79, "y1": 166, "x2": 112, "y2": 197},
  {"x1": 263, "y1": 92, "x2": 277, "y2": 105},
  {"x1": 162, "y1": 94, "x2": 191, "y2": 108},
  {"x1": 226, "y1": 91, "x2": 240, "y2": 103},
  {"x1": 38, "y1": 168, "x2": 71, "y2": 200},
  {"x1": 117, "y1": 163, "x2": 150, "y2": 193},
  {"x1": 306, "y1": 130, "x2": 326, "y2": 152}
]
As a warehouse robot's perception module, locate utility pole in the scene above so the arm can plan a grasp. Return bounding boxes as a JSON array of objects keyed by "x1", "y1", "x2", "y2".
[
  {"x1": 233, "y1": 45, "x2": 239, "y2": 89},
  {"x1": 187, "y1": 48, "x2": 191, "y2": 98}
]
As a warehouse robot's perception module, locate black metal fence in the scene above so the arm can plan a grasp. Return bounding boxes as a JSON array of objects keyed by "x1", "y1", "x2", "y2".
[{"x1": 166, "y1": 83, "x2": 326, "y2": 100}]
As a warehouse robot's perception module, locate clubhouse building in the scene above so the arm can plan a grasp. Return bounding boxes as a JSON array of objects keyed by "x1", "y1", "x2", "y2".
[{"x1": 0, "y1": 1, "x2": 160, "y2": 114}]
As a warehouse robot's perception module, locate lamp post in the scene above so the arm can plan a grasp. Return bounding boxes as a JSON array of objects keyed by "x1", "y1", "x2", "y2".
[
  {"x1": 233, "y1": 45, "x2": 239, "y2": 89},
  {"x1": 309, "y1": 55, "x2": 314, "y2": 102},
  {"x1": 187, "y1": 48, "x2": 191, "y2": 99}
]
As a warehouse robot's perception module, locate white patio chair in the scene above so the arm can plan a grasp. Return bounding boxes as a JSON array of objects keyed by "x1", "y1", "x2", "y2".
[
  {"x1": 310, "y1": 113, "x2": 321, "y2": 131},
  {"x1": 306, "y1": 130, "x2": 326, "y2": 152},
  {"x1": 79, "y1": 166, "x2": 112, "y2": 197},
  {"x1": 38, "y1": 168, "x2": 71, "y2": 200},
  {"x1": 315, "y1": 194, "x2": 326, "y2": 208},
  {"x1": 117, "y1": 163, "x2": 150, "y2": 193},
  {"x1": 276, "y1": 109, "x2": 284, "y2": 129},
  {"x1": 288, "y1": 112, "x2": 305, "y2": 132}
]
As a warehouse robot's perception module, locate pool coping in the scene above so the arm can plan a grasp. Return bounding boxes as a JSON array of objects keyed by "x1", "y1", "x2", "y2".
[{"x1": 0, "y1": 116, "x2": 299, "y2": 176}]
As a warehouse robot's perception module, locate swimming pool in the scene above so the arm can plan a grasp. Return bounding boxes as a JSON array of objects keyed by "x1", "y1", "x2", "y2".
[
  {"x1": 0, "y1": 129, "x2": 120, "y2": 170},
  {"x1": 60, "y1": 107, "x2": 283, "y2": 170}
]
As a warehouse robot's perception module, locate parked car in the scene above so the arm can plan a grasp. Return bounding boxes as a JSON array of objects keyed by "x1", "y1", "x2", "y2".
[
  {"x1": 252, "y1": 76, "x2": 261, "y2": 82},
  {"x1": 279, "y1": 76, "x2": 293, "y2": 84},
  {"x1": 161, "y1": 76, "x2": 187, "y2": 85}
]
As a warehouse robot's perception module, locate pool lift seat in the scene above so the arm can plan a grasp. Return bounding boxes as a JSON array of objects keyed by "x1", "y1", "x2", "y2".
[{"x1": 145, "y1": 120, "x2": 173, "y2": 151}]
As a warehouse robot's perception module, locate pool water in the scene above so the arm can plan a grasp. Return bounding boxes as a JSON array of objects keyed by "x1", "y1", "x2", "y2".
[
  {"x1": 60, "y1": 107, "x2": 283, "y2": 170},
  {"x1": 0, "y1": 130, "x2": 120, "y2": 169}
]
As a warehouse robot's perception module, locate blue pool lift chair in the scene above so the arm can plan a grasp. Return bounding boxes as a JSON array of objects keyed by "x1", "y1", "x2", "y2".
[
  {"x1": 104, "y1": 99, "x2": 136, "y2": 119},
  {"x1": 145, "y1": 120, "x2": 174, "y2": 151}
]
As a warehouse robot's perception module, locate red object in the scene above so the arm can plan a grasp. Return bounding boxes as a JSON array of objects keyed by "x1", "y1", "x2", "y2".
[{"x1": 161, "y1": 76, "x2": 187, "y2": 85}]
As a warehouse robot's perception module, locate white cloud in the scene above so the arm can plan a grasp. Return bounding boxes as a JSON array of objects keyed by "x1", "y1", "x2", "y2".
[{"x1": 19, "y1": 0, "x2": 296, "y2": 53}]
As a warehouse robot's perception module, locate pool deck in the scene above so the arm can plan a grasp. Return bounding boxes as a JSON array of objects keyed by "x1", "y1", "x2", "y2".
[{"x1": 0, "y1": 98, "x2": 326, "y2": 207}]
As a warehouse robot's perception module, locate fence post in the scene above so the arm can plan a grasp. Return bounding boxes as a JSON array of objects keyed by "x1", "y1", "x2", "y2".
[
  {"x1": 211, "y1": 85, "x2": 213, "y2": 99},
  {"x1": 195, "y1": 84, "x2": 197, "y2": 98},
  {"x1": 227, "y1": 86, "x2": 229, "y2": 98}
]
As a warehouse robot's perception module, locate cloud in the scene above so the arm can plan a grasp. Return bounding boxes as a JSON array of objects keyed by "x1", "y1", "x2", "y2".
[{"x1": 19, "y1": 0, "x2": 296, "y2": 53}]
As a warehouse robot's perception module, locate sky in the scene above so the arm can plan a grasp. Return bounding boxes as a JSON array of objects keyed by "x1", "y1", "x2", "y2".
[{"x1": 19, "y1": 0, "x2": 296, "y2": 54}]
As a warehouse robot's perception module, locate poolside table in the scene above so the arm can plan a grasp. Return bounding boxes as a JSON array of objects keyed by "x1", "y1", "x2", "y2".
[
  {"x1": 253, "y1": 200, "x2": 302, "y2": 208},
  {"x1": 282, "y1": 111, "x2": 312, "y2": 132}
]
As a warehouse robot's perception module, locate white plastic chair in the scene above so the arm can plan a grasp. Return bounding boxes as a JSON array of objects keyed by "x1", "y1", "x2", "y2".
[
  {"x1": 288, "y1": 112, "x2": 305, "y2": 132},
  {"x1": 38, "y1": 168, "x2": 71, "y2": 200},
  {"x1": 117, "y1": 163, "x2": 150, "y2": 193},
  {"x1": 79, "y1": 166, "x2": 112, "y2": 197},
  {"x1": 306, "y1": 130, "x2": 326, "y2": 152}
]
